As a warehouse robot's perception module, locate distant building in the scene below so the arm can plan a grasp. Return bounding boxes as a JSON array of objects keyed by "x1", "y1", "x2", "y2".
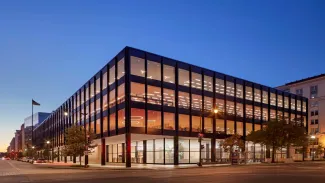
[
  {"x1": 9, "y1": 137, "x2": 15, "y2": 152},
  {"x1": 20, "y1": 124, "x2": 25, "y2": 151},
  {"x1": 14, "y1": 130, "x2": 21, "y2": 152},
  {"x1": 23, "y1": 112, "x2": 50, "y2": 148}
]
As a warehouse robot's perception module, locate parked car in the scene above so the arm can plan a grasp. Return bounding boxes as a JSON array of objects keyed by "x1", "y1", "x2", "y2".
[
  {"x1": 21, "y1": 157, "x2": 28, "y2": 162},
  {"x1": 33, "y1": 158, "x2": 46, "y2": 164},
  {"x1": 26, "y1": 158, "x2": 34, "y2": 163}
]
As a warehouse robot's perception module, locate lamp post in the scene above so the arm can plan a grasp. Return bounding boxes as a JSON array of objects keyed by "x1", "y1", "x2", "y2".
[
  {"x1": 46, "y1": 141, "x2": 50, "y2": 162},
  {"x1": 198, "y1": 108, "x2": 218, "y2": 167},
  {"x1": 310, "y1": 135, "x2": 316, "y2": 161},
  {"x1": 81, "y1": 112, "x2": 89, "y2": 167}
]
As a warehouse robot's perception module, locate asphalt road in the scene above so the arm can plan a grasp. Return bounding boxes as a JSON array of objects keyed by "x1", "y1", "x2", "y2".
[{"x1": 1, "y1": 160, "x2": 325, "y2": 183}]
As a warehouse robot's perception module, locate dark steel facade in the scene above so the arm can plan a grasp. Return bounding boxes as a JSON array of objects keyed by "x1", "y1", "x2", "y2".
[{"x1": 33, "y1": 46, "x2": 308, "y2": 167}]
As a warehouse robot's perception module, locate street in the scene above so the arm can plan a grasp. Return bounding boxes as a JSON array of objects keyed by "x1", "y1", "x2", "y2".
[{"x1": 1, "y1": 160, "x2": 325, "y2": 183}]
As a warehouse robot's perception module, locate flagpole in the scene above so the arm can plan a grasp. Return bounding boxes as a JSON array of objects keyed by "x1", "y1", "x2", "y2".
[{"x1": 32, "y1": 100, "x2": 34, "y2": 147}]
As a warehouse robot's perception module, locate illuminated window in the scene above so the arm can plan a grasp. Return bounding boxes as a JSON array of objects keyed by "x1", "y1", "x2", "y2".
[
  {"x1": 254, "y1": 106, "x2": 261, "y2": 120},
  {"x1": 109, "y1": 65, "x2": 115, "y2": 85},
  {"x1": 215, "y1": 78, "x2": 224, "y2": 94},
  {"x1": 131, "y1": 108, "x2": 145, "y2": 127},
  {"x1": 96, "y1": 119, "x2": 100, "y2": 135},
  {"x1": 110, "y1": 113, "x2": 116, "y2": 132},
  {"x1": 148, "y1": 110, "x2": 161, "y2": 129},
  {"x1": 284, "y1": 97, "x2": 289, "y2": 109},
  {"x1": 270, "y1": 109, "x2": 276, "y2": 120},
  {"x1": 86, "y1": 86, "x2": 89, "y2": 101},
  {"x1": 117, "y1": 84, "x2": 125, "y2": 104},
  {"x1": 204, "y1": 117, "x2": 213, "y2": 133},
  {"x1": 204, "y1": 96, "x2": 213, "y2": 111},
  {"x1": 246, "y1": 105, "x2": 253, "y2": 119},
  {"x1": 179, "y1": 114, "x2": 190, "y2": 131},
  {"x1": 164, "y1": 112, "x2": 175, "y2": 130},
  {"x1": 179, "y1": 69, "x2": 190, "y2": 87},
  {"x1": 236, "y1": 122, "x2": 243, "y2": 136},
  {"x1": 290, "y1": 114, "x2": 295, "y2": 123},
  {"x1": 90, "y1": 83, "x2": 95, "y2": 98},
  {"x1": 226, "y1": 101, "x2": 235, "y2": 116},
  {"x1": 236, "y1": 84, "x2": 243, "y2": 98},
  {"x1": 215, "y1": 98, "x2": 224, "y2": 115},
  {"x1": 163, "y1": 88, "x2": 175, "y2": 107},
  {"x1": 163, "y1": 65, "x2": 175, "y2": 84},
  {"x1": 109, "y1": 89, "x2": 116, "y2": 108},
  {"x1": 131, "y1": 82, "x2": 145, "y2": 103},
  {"x1": 270, "y1": 93, "x2": 276, "y2": 106},
  {"x1": 245, "y1": 86, "x2": 253, "y2": 101},
  {"x1": 90, "y1": 102, "x2": 95, "y2": 115},
  {"x1": 96, "y1": 98, "x2": 100, "y2": 114},
  {"x1": 191, "y1": 94, "x2": 202, "y2": 111},
  {"x1": 204, "y1": 75, "x2": 213, "y2": 92},
  {"x1": 147, "y1": 85, "x2": 161, "y2": 105},
  {"x1": 227, "y1": 120, "x2": 235, "y2": 135},
  {"x1": 81, "y1": 90, "x2": 84, "y2": 104},
  {"x1": 102, "y1": 72, "x2": 107, "y2": 90},
  {"x1": 303, "y1": 101, "x2": 306, "y2": 112},
  {"x1": 103, "y1": 116, "x2": 108, "y2": 133},
  {"x1": 147, "y1": 61, "x2": 161, "y2": 81},
  {"x1": 291, "y1": 97, "x2": 296, "y2": 110},
  {"x1": 277, "y1": 111, "x2": 283, "y2": 121},
  {"x1": 277, "y1": 94, "x2": 283, "y2": 108},
  {"x1": 226, "y1": 81, "x2": 235, "y2": 97},
  {"x1": 297, "y1": 100, "x2": 302, "y2": 111},
  {"x1": 192, "y1": 115, "x2": 201, "y2": 132},
  {"x1": 254, "y1": 89, "x2": 261, "y2": 103},
  {"x1": 284, "y1": 112, "x2": 289, "y2": 123},
  {"x1": 117, "y1": 58, "x2": 125, "y2": 79},
  {"x1": 118, "y1": 109, "x2": 125, "y2": 129},
  {"x1": 236, "y1": 103, "x2": 243, "y2": 117},
  {"x1": 178, "y1": 91, "x2": 190, "y2": 109},
  {"x1": 216, "y1": 119, "x2": 224, "y2": 133},
  {"x1": 131, "y1": 56, "x2": 145, "y2": 77},
  {"x1": 191, "y1": 72, "x2": 202, "y2": 90},
  {"x1": 254, "y1": 124, "x2": 261, "y2": 131},
  {"x1": 262, "y1": 90, "x2": 268, "y2": 104},
  {"x1": 246, "y1": 123, "x2": 253, "y2": 135},
  {"x1": 96, "y1": 77, "x2": 100, "y2": 94}
]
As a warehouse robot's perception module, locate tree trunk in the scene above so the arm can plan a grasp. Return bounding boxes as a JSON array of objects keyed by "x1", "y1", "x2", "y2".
[
  {"x1": 272, "y1": 146, "x2": 276, "y2": 163},
  {"x1": 286, "y1": 144, "x2": 290, "y2": 159}
]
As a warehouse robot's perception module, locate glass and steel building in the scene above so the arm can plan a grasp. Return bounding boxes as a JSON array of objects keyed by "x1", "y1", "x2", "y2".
[
  {"x1": 24, "y1": 112, "x2": 50, "y2": 148},
  {"x1": 33, "y1": 47, "x2": 308, "y2": 167}
]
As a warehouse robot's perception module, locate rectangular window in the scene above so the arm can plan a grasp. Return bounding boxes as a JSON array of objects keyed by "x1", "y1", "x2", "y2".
[
  {"x1": 191, "y1": 72, "x2": 202, "y2": 90},
  {"x1": 90, "y1": 102, "x2": 95, "y2": 115},
  {"x1": 109, "y1": 89, "x2": 116, "y2": 108},
  {"x1": 147, "y1": 60, "x2": 161, "y2": 81},
  {"x1": 179, "y1": 114, "x2": 190, "y2": 131},
  {"x1": 147, "y1": 85, "x2": 161, "y2": 105},
  {"x1": 227, "y1": 121, "x2": 235, "y2": 135},
  {"x1": 90, "y1": 83, "x2": 95, "y2": 98},
  {"x1": 254, "y1": 106, "x2": 261, "y2": 120},
  {"x1": 204, "y1": 117, "x2": 213, "y2": 133},
  {"x1": 315, "y1": 119, "x2": 319, "y2": 124},
  {"x1": 204, "y1": 75, "x2": 213, "y2": 92},
  {"x1": 226, "y1": 101, "x2": 235, "y2": 116},
  {"x1": 236, "y1": 122, "x2": 243, "y2": 136},
  {"x1": 246, "y1": 105, "x2": 253, "y2": 119},
  {"x1": 310, "y1": 85, "x2": 318, "y2": 98},
  {"x1": 236, "y1": 84, "x2": 243, "y2": 98},
  {"x1": 131, "y1": 56, "x2": 145, "y2": 77},
  {"x1": 131, "y1": 82, "x2": 145, "y2": 103},
  {"x1": 164, "y1": 112, "x2": 175, "y2": 130},
  {"x1": 262, "y1": 108, "x2": 268, "y2": 121},
  {"x1": 96, "y1": 119, "x2": 100, "y2": 135},
  {"x1": 179, "y1": 69, "x2": 190, "y2": 87},
  {"x1": 236, "y1": 103, "x2": 243, "y2": 117},
  {"x1": 245, "y1": 86, "x2": 253, "y2": 101},
  {"x1": 215, "y1": 78, "x2": 224, "y2": 94},
  {"x1": 246, "y1": 123, "x2": 253, "y2": 135},
  {"x1": 131, "y1": 108, "x2": 145, "y2": 127},
  {"x1": 118, "y1": 109, "x2": 125, "y2": 129},
  {"x1": 147, "y1": 110, "x2": 161, "y2": 129},
  {"x1": 303, "y1": 101, "x2": 306, "y2": 112},
  {"x1": 191, "y1": 94, "x2": 202, "y2": 111},
  {"x1": 117, "y1": 58, "x2": 125, "y2": 79},
  {"x1": 270, "y1": 93, "x2": 276, "y2": 106},
  {"x1": 270, "y1": 109, "x2": 276, "y2": 120},
  {"x1": 163, "y1": 88, "x2": 175, "y2": 107},
  {"x1": 96, "y1": 98, "x2": 100, "y2": 114},
  {"x1": 284, "y1": 97, "x2": 289, "y2": 109},
  {"x1": 262, "y1": 90, "x2": 268, "y2": 104},
  {"x1": 277, "y1": 94, "x2": 283, "y2": 108},
  {"x1": 103, "y1": 116, "x2": 108, "y2": 133},
  {"x1": 291, "y1": 97, "x2": 296, "y2": 110},
  {"x1": 109, "y1": 65, "x2": 115, "y2": 85},
  {"x1": 117, "y1": 84, "x2": 125, "y2": 104},
  {"x1": 254, "y1": 88, "x2": 261, "y2": 103},
  {"x1": 284, "y1": 112, "x2": 289, "y2": 123},
  {"x1": 216, "y1": 119, "x2": 224, "y2": 133},
  {"x1": 226, "y1": 81, "x2": 235, "y2": 97},
  {"x1": 204, "y1": 96, "x2": 213, "y2": 111},
  {"x1": 178, "y1": 91, "x2": 190, "y2": 109},
  {"x1": 109, "y1": 113, "x2": 116, "y2": 132},
  {"x1": 191, "y1": 115, "x2": 201, "y2": 132},
  {"x1": 277, "y1": 111, "x2": 283, "y2": 121},
  {"x1": 86, "y1": 87, "x2": 89, "y2": 101},
  {"x1": 96, "y1": 77, "x2": 100, "y2": 94},
  {"x1": 102, "y1": 72, "x2": 107, "y2": 90},
  {"x1": 103, "y1": 94, "x2": 108, "y2": 111},
  {"x1": 163, "y1": 65, "x2": 175, "y2": 84},
  {"x1": 254, "y1": 124, "x2": 261, "y2": 131},
  {"x1": 296, "y1": 89, "x2": 303, "y2": 96},
  {"x1": 297, "y1": 100, "x2": 302, "y2": 111}
]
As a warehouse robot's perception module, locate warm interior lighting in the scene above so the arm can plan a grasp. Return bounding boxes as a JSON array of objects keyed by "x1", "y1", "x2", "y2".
[{"x1": 214, "y1": 109, "x2": 218, "y2": 114}]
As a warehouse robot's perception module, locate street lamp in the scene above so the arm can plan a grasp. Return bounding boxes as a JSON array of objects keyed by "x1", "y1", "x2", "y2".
[
  {"x1": 46, "y1": 141, "x2": 50, "y2": 162},
  {"x1": 198, "y1": 108, "x2": 218, "y2": 167},
  {"x1": 310, "y1": 135, "x2": 316, "y2": 161},
  {"x1": 64, "y1": 111, "x2": 68, "y2": 116}
]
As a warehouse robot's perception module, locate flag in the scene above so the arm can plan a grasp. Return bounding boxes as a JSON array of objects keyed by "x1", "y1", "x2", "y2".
[{"x1": 32, "y1": 99, "x2": 40, "y2": 106}]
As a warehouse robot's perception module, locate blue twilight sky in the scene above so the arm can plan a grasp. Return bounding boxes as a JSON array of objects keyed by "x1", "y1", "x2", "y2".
[{"x1": 0, "y1": 0, "x2": 325, "y2": 151}]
